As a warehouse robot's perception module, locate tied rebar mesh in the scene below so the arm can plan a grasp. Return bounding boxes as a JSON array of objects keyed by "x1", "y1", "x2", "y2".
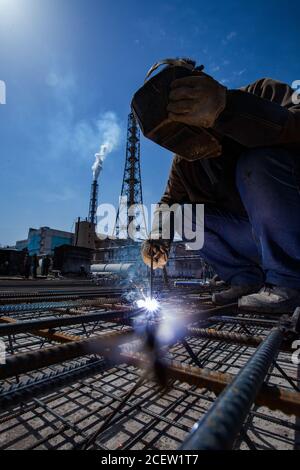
[{"x1": 0, "y1": 283, "x2": 299, "y2": 450}]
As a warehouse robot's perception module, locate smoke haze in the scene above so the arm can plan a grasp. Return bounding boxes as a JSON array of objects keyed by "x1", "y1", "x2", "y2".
[{"x1": 92, "y1": 112, "x2": 122, "y2": 181}]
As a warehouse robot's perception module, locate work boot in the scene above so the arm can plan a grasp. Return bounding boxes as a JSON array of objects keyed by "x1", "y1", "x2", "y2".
[
  {"x1": 212, "y1": 284, "x2": 262, "y2": 306},
  {"x1": 239, "y1": 286, "x2": 300, "y2": 314}
]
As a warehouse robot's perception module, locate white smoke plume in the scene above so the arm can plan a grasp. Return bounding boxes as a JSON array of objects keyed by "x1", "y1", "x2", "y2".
[
  {"x1": 92, "y1": 112, "x2": 121, "y2": 181},
  {"x1": 92, "y1": 145, "x2": 106, "y2": 181}
]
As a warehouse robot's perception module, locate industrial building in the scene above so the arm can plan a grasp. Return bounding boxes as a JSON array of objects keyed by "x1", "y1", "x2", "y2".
[{"x1": 16, "y1": 227, "x2": 74, "y2": 256}]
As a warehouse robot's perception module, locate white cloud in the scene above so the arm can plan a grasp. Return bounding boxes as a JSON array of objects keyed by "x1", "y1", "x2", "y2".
[
  {"x1": 46, "y1": 72, "x2": 75, "y2": 91},
  {"x1": 222, "y1": 31, "x2": 237, "y2": 45},
  {"x1": 44, "y1": 71, "x2": 123, "y2": 165}
]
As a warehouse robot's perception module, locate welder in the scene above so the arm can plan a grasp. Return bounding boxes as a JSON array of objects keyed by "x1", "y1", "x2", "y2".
[{"x1": 134, "y1": 59, "x2": 300, "y2": 314}]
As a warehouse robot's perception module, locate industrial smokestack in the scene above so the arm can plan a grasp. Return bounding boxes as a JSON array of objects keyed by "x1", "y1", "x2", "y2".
[
  {"x1": 88, "y1": 112, "x2": 122, "y2": 225},
  {"x1": 89, "y1": 146, "x2": 106, "y2": 225},
  {"x1": 88, "y1": 180, "x2": 98, "y2": 225},
  {"x1": 92, "y1": 145, "x2": 107, "y2": 181},
  {"x1": 91, "y1": 112, "x2": 122, "y2": 181}
]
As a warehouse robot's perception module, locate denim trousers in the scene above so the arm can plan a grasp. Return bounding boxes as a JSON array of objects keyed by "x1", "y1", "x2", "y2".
[{"x1": 198, "y1": 147, "x2": 300, "y2": 289}]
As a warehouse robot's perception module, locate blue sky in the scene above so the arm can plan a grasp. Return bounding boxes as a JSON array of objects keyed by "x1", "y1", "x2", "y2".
[{"x1": 0, "y1": 0, "x2": 299, "y2": 245}]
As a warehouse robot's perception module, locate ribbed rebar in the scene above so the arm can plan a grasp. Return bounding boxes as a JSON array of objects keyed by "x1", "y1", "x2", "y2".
[
  {"x1": 188, "y1": 326, "x2": 263, "y2": 347},
  {"x1": 180, "y1": 328, "x2": 283, "y2": 450},
  {"x1": 0, "y1": 358, "x2": 110, "y2": 411},
  {"x1": 0, "y1": 298, "x2": 124, "y2": 315},
  {"x1": 0, "y1": 329, "x2": 133, "y2": 380},
  {"x1": 0, "y1": 308, "x2": 142, "y2": 336}
]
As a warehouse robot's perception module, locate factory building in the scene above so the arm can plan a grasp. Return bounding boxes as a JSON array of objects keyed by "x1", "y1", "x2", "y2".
[
  {"x1": 15, "y1": 239, "x2": 28, "y2": 251},
  {"x1": 16, "y1": 226, "x2": 74, "y2": 256},
  {"x1": 74, "y1": 220, "x2": 96, "y2": 250},
  {"x1": 53, "y1": 245, "x2": 93, "y2": 276},
  {"x1": 0, "y1": 248, "x2": 25, "y2": 276}
]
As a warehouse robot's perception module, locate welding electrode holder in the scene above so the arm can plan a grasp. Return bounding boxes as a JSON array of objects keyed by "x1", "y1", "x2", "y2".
[{"x1": 131, "y1": 58, "x2": 222, "y2": 161}]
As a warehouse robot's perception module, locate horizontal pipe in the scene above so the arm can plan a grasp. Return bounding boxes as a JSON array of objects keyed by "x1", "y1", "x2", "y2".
[
  {"x1": 180, "y1": 328, "x2": 283, "y2": 450},
  {"x1": 174, "y1": 280, "x2": 210, "y2": 287}
]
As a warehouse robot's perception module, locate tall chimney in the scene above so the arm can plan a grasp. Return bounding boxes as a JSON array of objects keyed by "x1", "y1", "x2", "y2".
[{"x1": 88, "y1": 180, "x2": 98, "y2": 225}]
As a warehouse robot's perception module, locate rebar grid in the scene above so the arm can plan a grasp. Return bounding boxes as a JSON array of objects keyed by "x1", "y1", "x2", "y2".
[{"x1": 0, "y1": 286, "x2": 299, "y2": 450}]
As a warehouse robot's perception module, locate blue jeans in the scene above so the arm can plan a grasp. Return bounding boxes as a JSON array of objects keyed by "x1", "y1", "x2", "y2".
[{"x1": 199, "y1": 147, "x2": 300, "y2": 289}]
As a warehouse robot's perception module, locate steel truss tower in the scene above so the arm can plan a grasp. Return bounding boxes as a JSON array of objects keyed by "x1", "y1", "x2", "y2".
[{"x1": 115, "y1": 112, "x2": 146, "y2": 238}]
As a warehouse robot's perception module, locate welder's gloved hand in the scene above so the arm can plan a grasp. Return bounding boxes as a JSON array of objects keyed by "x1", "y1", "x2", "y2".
[
  {"x1": 141, "y1": 240, "x2": 170, "y2": 270},
  {"x1": 167, "y1": 75, "x2": 227, "y2": 128}
]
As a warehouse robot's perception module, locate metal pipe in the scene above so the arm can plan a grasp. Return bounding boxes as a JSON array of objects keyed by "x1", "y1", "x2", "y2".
[
  {"x1": 180, "y1": 328, "x2": 284, "y2": 450},
  {"x1": 174, "y1": 280, "x2": 211, "y2": 287}
]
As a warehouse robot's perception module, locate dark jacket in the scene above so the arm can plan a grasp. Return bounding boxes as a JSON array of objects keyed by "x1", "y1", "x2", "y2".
[{"x1": 159, "y1": 78, "x2": 300, "y2": 217}]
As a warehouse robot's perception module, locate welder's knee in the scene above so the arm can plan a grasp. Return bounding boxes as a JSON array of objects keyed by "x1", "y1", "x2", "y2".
[
  {"x1": 236, "y1": 146, "x2": 300, "y2": 224},
  {"x1": 236, "y1": 147, "x2": 272, "y2": 185},
  {"x1": 236, "y1": 146, "x2": 294, "y2": 192}
]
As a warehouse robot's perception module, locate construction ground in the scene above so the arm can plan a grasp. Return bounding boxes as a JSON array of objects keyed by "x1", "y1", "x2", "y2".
[{"x1": 0, "y1": 278, "x2": 300, "y2": 450}]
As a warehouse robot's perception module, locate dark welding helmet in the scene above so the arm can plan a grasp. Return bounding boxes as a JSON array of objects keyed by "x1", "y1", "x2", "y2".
[{"x1": 131, "y1": 58, "x2": 222, "y2": 161}]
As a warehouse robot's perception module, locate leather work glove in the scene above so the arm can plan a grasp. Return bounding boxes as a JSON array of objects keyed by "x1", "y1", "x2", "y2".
[
  {"x1": 167, "y1": 75, "x2": 227, "y2": 128},
  {"x1": 141, "y1": 240, "x2": 170, "y2": 270}
]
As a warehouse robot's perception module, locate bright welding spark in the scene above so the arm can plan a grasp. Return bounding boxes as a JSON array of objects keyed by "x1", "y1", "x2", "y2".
[{"x1": 136, "y1": 297, "x2": 159, "y2": 312}]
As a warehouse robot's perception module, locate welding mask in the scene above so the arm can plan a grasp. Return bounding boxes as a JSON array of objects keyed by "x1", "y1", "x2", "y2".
[{"x1": 131, "y1": 58, "x2": 222, "y2": 161}]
